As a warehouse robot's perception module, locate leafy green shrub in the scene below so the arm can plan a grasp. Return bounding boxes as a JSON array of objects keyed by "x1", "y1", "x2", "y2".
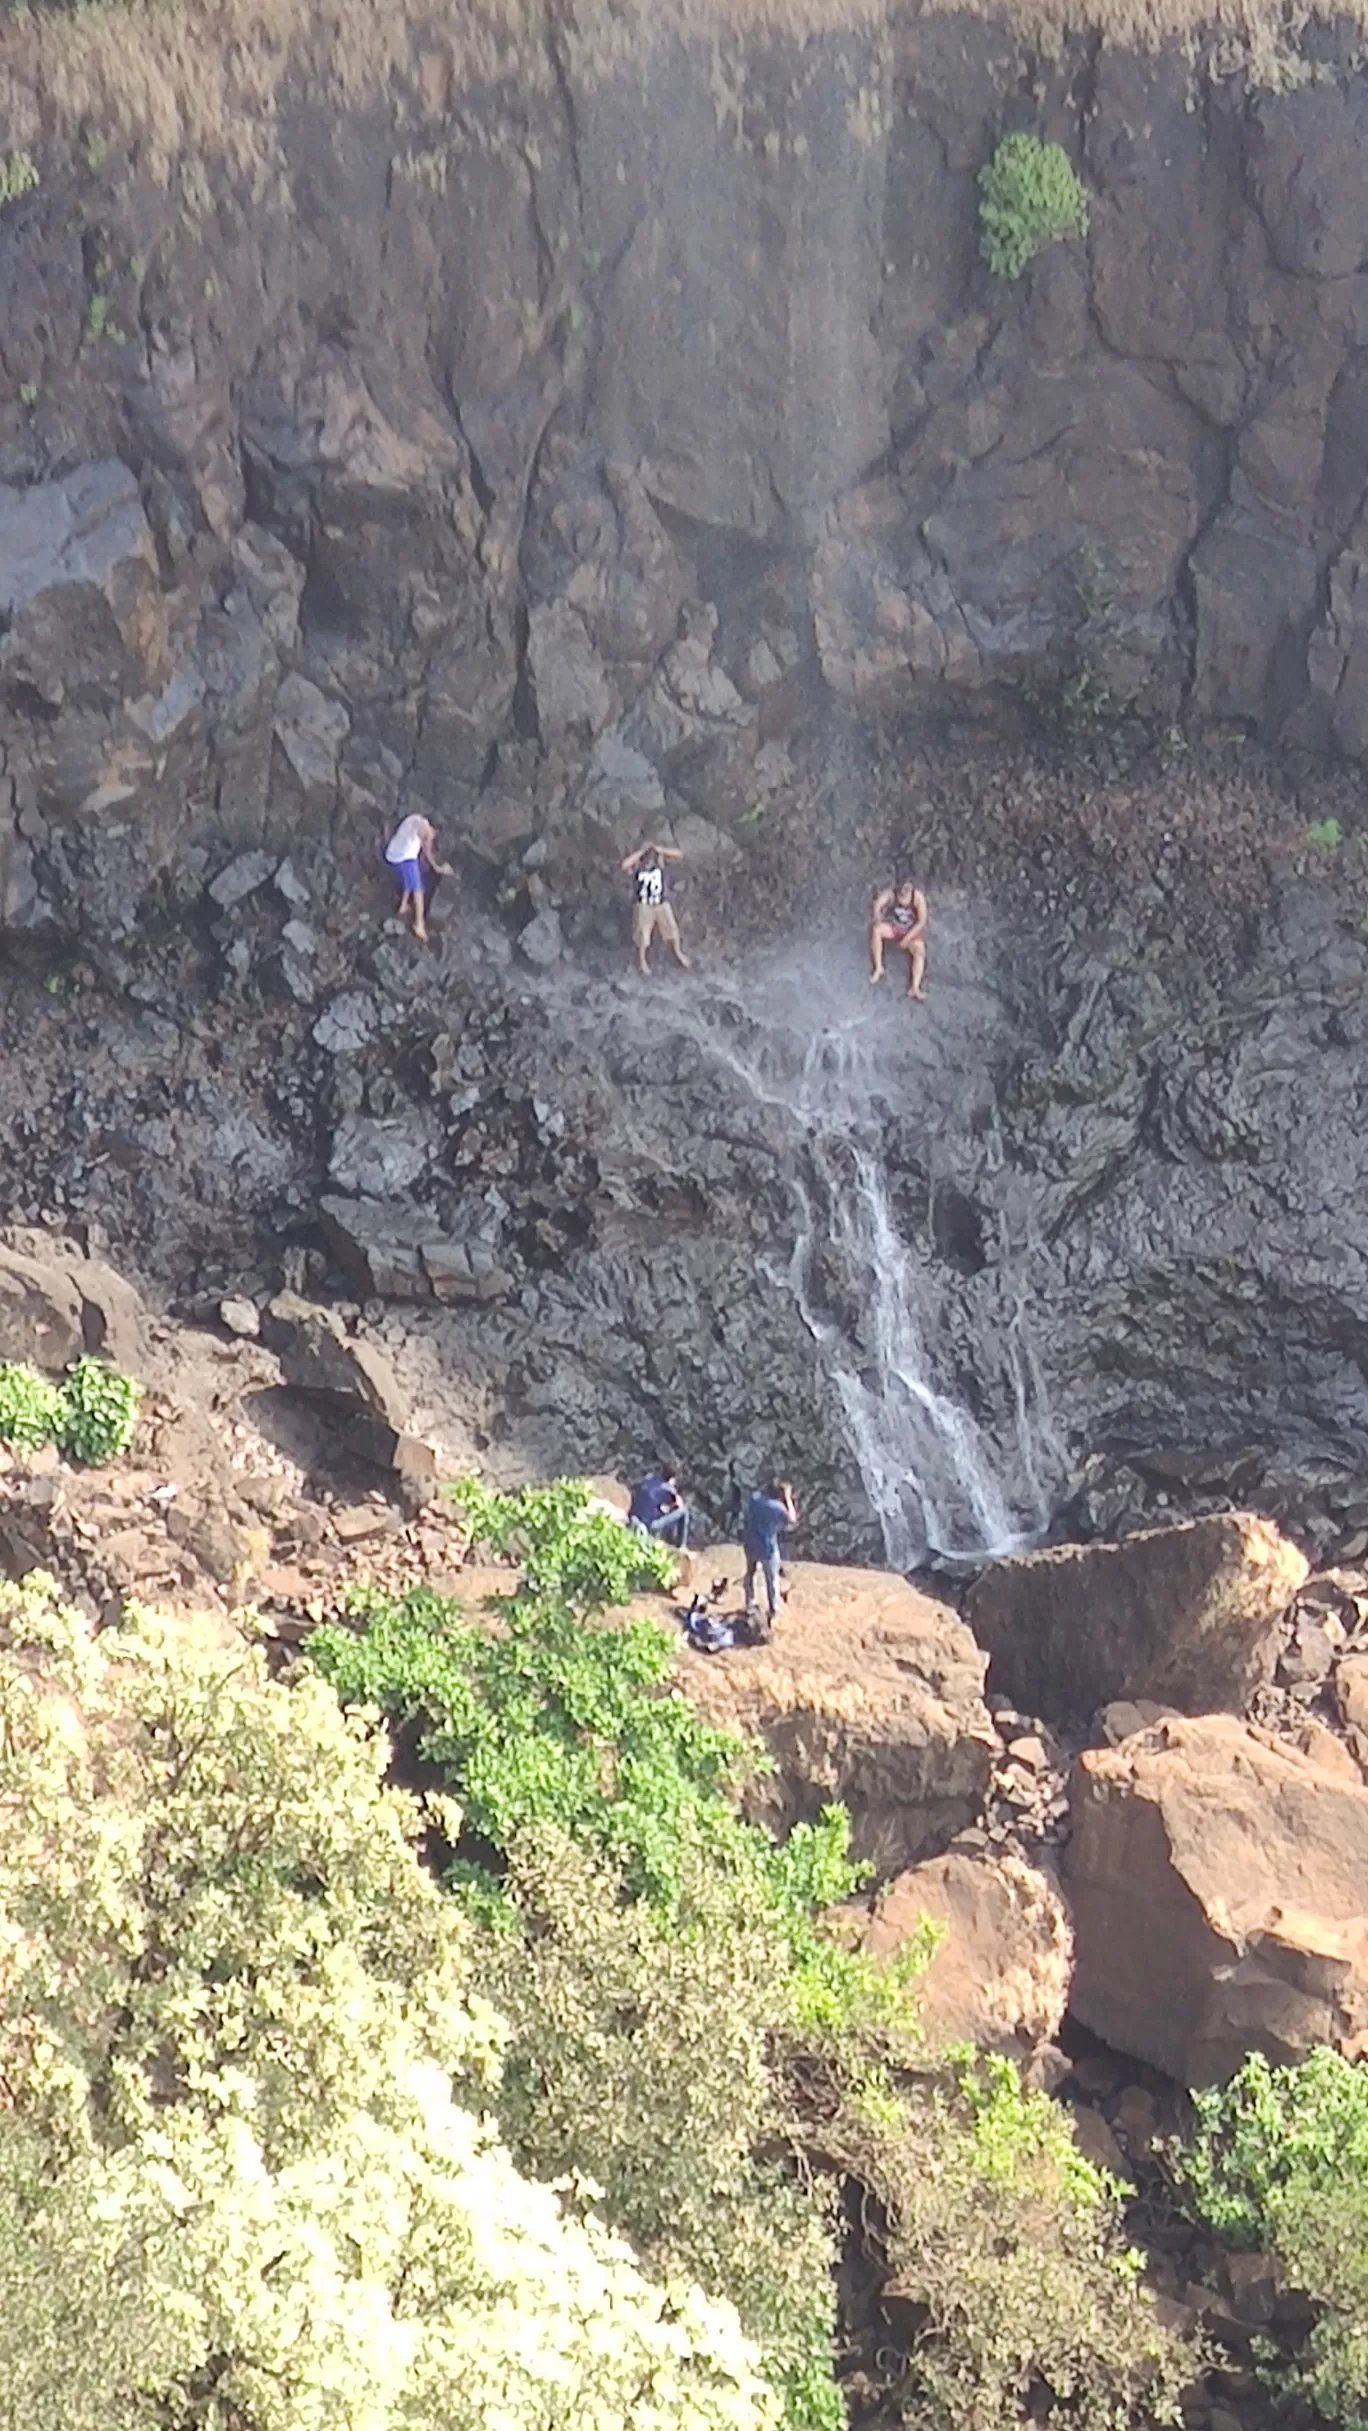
[
  {"x1": 0, "y1": 1355, "x2": 140, "y2": 1462},
  {"x1": 307, "y1": 1486, "x2": 916, "y2": 2428},
  {"x1": 481, "y1": 1827, "x2": 846, "y2": 2431},
  {"x1": 0, "y1": 1362, "x2": 66, "y2": 1451},
  {"x1": 308, "y1": 1482, "x2": 1190, "y2": 2431},
  {"x1": 307, "y1": 1566, "x2": 893, "y2": 2033},
  {"x1": 0, "y1": 1575, "x2": 781, "y2": 2431},
  {"x1": 1180, "y1": 2046, "x2": 1368, "y2": 2425},
  {"x1": 978, "y1": 133, "x2": 1089, "y2": 280},
  {"x1": 834, "y1": 2043, "x2": 1190, "y2": 2430},
  {"x1": 310, "y1": 1577, "x2": 753, "y2": 1912},
  {"x1": 448, "y1": 1473, "x2": 677, "y2": 1604},
  {"x1": 56, "y1": 1353, "x2": 141, "y2": 1461}
]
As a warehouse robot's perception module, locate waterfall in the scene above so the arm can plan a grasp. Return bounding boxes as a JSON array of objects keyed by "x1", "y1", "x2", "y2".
[
  {"x1": 742, "y1": 986, "x2": 1057, "y2": 1564},
  {"x1": 584, "y1": 940, "x2": 1064, "y2": 1569}
]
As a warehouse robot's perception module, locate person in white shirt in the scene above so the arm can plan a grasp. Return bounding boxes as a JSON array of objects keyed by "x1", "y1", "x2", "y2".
[{"x1": 384, "y1": 813, "x2": 451, "y2": 944}]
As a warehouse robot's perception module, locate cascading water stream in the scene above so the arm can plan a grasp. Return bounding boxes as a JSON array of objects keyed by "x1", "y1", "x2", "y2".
[
  {"x1": 564, "y1": 942, "x2": 1066, "y2": 1567},
  {"x1": 733, "y1": 988, "x2": 1060, "y2": 1565}
]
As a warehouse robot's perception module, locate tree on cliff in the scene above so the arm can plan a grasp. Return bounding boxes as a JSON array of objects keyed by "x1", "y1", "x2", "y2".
[
  {"x1": 0, "y1": 1576, "x2": 778, "y2": 2431},
  {"x1": 309, "y1": 1479, "x2": 1193, "y2": 2431}
]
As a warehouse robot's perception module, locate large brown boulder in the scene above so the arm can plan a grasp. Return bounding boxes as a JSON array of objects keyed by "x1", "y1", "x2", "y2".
[
  {"x1": 856, "y1": 1847, "x2": 1073, "y2": 2054},
  {"x1": 1066, "y1": 1715, "x2": 1368, "y2": 2085},
  {"x1": 965, "y1": 1514, "x2": 1307, "y2": 1725},
  {"x1": 0, "y1": 1231, "x2": 146, "y2": 1374},
  {"x1": 680, "y1": 1558, "x2": 995, "y2": 1879}
]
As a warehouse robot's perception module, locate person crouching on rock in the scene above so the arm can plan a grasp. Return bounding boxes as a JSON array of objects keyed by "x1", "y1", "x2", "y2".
[
  {"x1": 621, "y1": 841, "x2": 690, "y2": 976},
  {"x1": 743, "y1": 1481, "x2": 797, "y2": 1638},
  {"x1": 628, "y1": 1466, "x2": 691, "y2": 1556},
  {"x1": 384, "y1": 812, "x2": 452, "y2": 945},
  {"x1": 869, "y1": 879, "x2": 927, "y2": 1000}
]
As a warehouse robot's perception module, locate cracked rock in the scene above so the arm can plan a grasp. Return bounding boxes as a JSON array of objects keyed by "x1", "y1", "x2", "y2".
[{"x1": 312, "y1": 991, "x2": 378, "y2": 1054}]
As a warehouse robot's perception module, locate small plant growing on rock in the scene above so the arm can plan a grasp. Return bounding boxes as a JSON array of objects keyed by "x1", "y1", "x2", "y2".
[
  {"x1": 0, "y1": 1363, "x2": 66, "y2": 1452},
  {"x1": 0, "y1": 1356, "x2": 141, "y2": 1462},
  {"x1": 978, "y1": 134, "x2": 1089, "y2": 280},
  {"x1": 58, "y1": 1355, "x2": 141, "y2": 1463},
  {"x1": 0, "y1": 153, "x2": 38, "y2": 211}
]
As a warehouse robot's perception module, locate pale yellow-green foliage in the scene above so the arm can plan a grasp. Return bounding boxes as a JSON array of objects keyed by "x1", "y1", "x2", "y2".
[
  {"x1": 833, "y1": 2048, "x2": 1193, "y2": 2430},
  {"x1": 482, "y1": 1829, "x2": 840, "y2": 2404},
  {"x1": 0, "y1": 1576, "x2": 782, "y2": 2431}
]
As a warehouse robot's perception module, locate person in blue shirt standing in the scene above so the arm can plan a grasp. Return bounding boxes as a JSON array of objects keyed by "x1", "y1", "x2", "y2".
[
  {"x1": 742, "y1": 1481, "x2": 798, "y2": 1635},
  {"x1": 628, "y1": 1467, "x2": 690, "y2": 1554}
]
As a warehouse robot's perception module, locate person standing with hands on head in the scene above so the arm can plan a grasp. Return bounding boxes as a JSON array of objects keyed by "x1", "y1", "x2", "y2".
[
  {"x1": 621, "y1": 841, "x2": 690, "y2": 977},
  {"x1": 869, "y1": 878, "x2": 928, "y2": 1001},
  {"x1": 384, "y1": 811, "x2": 452, "y2": 945},
  {"x1": 742, "y1": 1480, "x2": 797, "y2": 1639}
]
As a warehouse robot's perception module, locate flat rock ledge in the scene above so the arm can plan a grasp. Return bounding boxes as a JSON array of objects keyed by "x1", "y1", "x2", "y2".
[{"x1": 679, "y1": 1555, "x2": 996, "y2": 1879}]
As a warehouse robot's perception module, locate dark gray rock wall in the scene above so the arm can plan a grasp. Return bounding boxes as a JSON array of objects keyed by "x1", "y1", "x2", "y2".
[{"x1": 5, "y1": 5, "x2": 1368, "y2": 925}]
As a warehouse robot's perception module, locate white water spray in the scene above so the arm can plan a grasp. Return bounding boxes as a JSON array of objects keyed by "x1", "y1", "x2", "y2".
[{"x1": 564, "y1": 938, "x2": 1065, "y2": 1567}]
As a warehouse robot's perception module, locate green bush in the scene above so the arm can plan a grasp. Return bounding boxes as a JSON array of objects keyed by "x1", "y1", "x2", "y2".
[
  {"x1": 307, "y1": 1486, "x2": 916, "y2": 2428},
  {"x1": 850, "y1": 2044, "x2": 1190, "y2": 2430},
  {"x1": 0, "y1": 1355, "x2": 140, "y2": 1463},
  {"x1": 1181, "y1": 2047, "x2": 1368, "y2": 2425},
  {"x1": 308, "y1": 1481, "x2": 1192, "y2": 2431},
  {"x1": 448, "y1": 1473, "x2": 677, "y2": 1604},
  {"x1": 306, "y1": 1566, "x2": 892, "y2": 2027},
  {"x1": 480, "y1": 1827, "x2": 846, "y2": 2431},
  {"x1": 58, "y1": 1354, "x2": 141, "y2": 1461},
  {"x1": 978, "y1": 133, "x2": 1089, "y2": 280},
  {"x1": 0, "y1": 1363, "x2": 66, "y2": 1451},
  {"x1": 0, "y1": 1574, "x2": 781, "y2": 2431}
]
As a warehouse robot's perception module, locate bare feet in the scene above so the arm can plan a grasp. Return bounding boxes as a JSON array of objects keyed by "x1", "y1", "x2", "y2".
[
  {"x1": 672, "y1": 952, "x2": 692, "y2": 970},
  {"x1": 869, "y1": 966, "x2": 884, "y2": 985},
  {"x1": 636, "y1": 959, "x2": 651, "y2": 977},
  {"x1": 906, "y1": 984, "x2": 925, "y2": 1002}
]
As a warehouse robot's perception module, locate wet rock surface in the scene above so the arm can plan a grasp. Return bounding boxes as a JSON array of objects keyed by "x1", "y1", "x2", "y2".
[
  {"x1": 6, "y1": 740, "x2": 1368, "y2": 1572},
  {"x1": 3, "y1": 0, "x2": 1368, "y2": 1554}
]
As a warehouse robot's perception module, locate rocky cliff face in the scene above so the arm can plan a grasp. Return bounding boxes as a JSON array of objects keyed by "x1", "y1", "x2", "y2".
[
  {"x1": 7, "y1": 0, "x2": 1368, "y2": 937},
  {"x1": 7, "y1": 1, "x2": 1368, "y2": 1557}
]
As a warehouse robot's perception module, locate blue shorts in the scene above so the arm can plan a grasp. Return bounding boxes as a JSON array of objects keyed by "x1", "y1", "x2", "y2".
[{"x1": 392, "y1": 855, "x2": 423, "y2": 895}]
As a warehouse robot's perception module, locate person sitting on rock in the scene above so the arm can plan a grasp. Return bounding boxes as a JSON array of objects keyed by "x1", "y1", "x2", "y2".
[
  {"x1": 742, "y1": 1480, "x2": 797, "y2": 1637},
  {"x1": 869, "y1": 879, "x2": 927, "y2": 1000},
  {"x1": 628, "y1": 1467, "x2": 690, "y2": 1555},
  {"x1": 384, "y1": 812, "x2": 452, "y2": 945},
  {"x1": 621, "y1": 842, "x2": 690, "y2": 977}
]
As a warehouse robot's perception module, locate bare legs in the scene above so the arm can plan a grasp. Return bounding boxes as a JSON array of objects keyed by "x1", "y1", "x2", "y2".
[
  {"x1": 869, "y1": 923, "x2": 925, "y2": 998},
  {"x1": 635, "y1": 907, "x2": 690, "y2": 976}
]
